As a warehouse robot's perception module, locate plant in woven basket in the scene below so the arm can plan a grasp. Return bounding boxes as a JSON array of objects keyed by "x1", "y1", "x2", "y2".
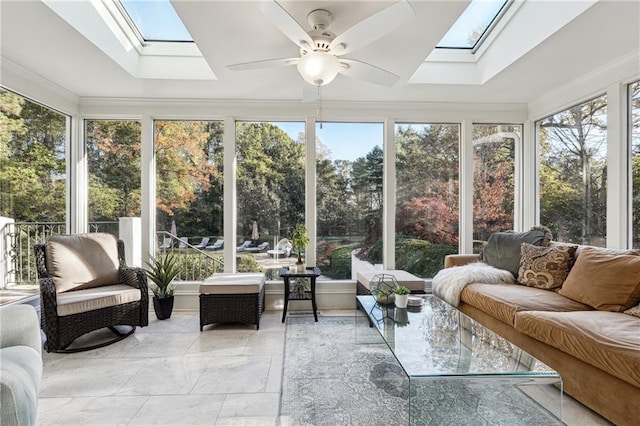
[{"x1": 145, "y1": 252, "x2": 181, "y2": 320}]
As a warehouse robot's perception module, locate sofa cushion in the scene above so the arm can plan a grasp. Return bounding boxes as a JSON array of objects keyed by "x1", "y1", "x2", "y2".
[
  {"x1": 515, "y1": 310, "x2": 640, "y2": 388},
  {"x1": 56, "y1": 284, "x2": 141, "y2": 316},
  {"x1": 558, "y1": 246, "x2": 640, "y2": 312},
  {"x1": 517, "y1": 243, "x2": 577, "y2": 289},
  {"x1": 46, "y1": 233, "x2": 120, "y2": 293},
  {"x1": 200, "y1": 273, "x2": 266, "y2": 294},
  {"x1": 482, "y1": 226, "x2": 552, "y2": 278},
  {"x1": 460, "y1": 283, "x2": 592, "y2": 326},
  {"x1": 0, "y1": 345, "x2": 42, "y2": 426}
]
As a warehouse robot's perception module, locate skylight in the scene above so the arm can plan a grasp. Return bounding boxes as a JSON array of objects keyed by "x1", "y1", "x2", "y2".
[
  {"x1": 119, "y1": 0, "x2": 193, "y2": 43},
  {"x1": 436, "y1": 0, "x2": 509, "y2": 50}
]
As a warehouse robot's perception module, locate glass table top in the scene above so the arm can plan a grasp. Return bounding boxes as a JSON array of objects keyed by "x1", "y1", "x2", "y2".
[{"x1": 356, "y1": 295, "x2": 558, "y2": 379}]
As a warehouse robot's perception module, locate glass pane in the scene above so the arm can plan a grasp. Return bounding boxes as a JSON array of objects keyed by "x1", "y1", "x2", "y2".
[
  {"x1": 437, "y1": 0, "x2": 508, "y2": 49},
  {"x1": 539, "y1": 95, "x2": 607, "y2": 245},
  {"x1": 86, "y1": 120, "x2": 141, "y2": 237},
  {"x1": 0, "y1": 89, "x2": 67, "y2": 289},
  {"x1": 154, "y1": 120, "x2": 223, "y2": 281},
  {"x1": 120, "y1": 0, "x2": 193, "y2": 42},
  {"x1": 317, "y1": 122, "x2": 383, "y2": 280},
  {"x1": 395, "y1": 123, "x2": 459, "y2": 278},
  {"x1": 473, "y1": 124, "x2": 519, "y2": 252},
  {"x1": 236, "y1": 121, "x2": 305, "y2": 280},
  {"x1": 631, "y1": 81, "x2": 640, "y2": 249}
]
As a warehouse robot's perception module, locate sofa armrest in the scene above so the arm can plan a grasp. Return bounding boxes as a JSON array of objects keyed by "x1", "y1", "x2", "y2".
[
  {"x1": 444, "y1": 254, "x2": 481, "y2": 269},
  {"x1": 0, "y1": 305, "x2": 41, "y2": 355}
]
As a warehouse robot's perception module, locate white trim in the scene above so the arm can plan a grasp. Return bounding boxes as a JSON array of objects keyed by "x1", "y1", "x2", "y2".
[
  {"x1": 606, "y1": 82, "x2": 629, "y2": 249},
  {"x1": 141, "y1": 115, "x2": 154, "y2": 264},
  {"x1": 383, "y1": 118, "x2": 396, "y2": 268},
  {"x1": 223, "y1": 116, "x2": 237, "y2": 273},
  {"x1": 460, "y1": 120, "x2": 474, "y2": 254},
  {"x1": 305, "y1": 118, "x2": 317, "y2": 267},
  {"x1": 522, "y1": 120, "x2": 536, "y2": 230}
]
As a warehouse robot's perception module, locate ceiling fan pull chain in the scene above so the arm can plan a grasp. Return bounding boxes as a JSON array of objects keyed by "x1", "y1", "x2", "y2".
[{"x1": 317, "y1": 85, "x2": 323, "y2": 129}]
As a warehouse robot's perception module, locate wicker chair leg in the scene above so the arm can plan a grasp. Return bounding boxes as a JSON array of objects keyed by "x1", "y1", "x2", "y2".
[{"x1": 45, "y1": 326, "x2": 136, "y2": 353}]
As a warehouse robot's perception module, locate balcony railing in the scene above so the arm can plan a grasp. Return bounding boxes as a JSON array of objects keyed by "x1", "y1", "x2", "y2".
[{"x1": 0, "y1": 221, "x2": 121, "y2": 288}]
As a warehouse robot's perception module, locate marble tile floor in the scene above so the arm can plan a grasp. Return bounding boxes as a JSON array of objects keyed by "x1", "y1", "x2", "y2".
[
  {"x1": 37, "y1": 310, "x2": 611, "y2": 426},
  {"x1": 38, "y1": 311, "x2": 286, "y2": 426}
]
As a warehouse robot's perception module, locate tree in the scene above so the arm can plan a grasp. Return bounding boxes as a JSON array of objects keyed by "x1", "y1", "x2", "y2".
[
  {"x1": 0, "y1": 90, "x2": 66, "y2": 221},
  {"x1": 540, "y1": 96, "x2": 607, "y2": 244},
  {"x1": 86, "y1": 120, "x2": 142, "y2": 220}
]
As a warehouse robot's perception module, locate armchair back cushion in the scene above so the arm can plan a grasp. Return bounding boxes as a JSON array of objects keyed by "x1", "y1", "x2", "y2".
[{"x1": 45, "y1": 233, "x2": 120, "y2": 293}]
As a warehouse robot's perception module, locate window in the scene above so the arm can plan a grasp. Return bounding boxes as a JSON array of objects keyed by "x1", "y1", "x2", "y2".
[
  {"x1": 395, "y1": 123, "x2": 460, "y2": 278},
  {"x1": 436, "y1": 0, "x2": 509, "y2": 50},
  {"x1": 86, "y1": 120, "x2": 141, "y2": 236},
  {"x1": 236, "y1": 121, "x2": 305, "y2": 279},
  {"x1": 631, "y1": 81, "x2": 640, "y2": 249},
  {"x1": 538, "y1": 95, "x2": 607, "y2": 245},
  {"x1": 119, "y1": 0, "x2": 193, "y2": 42},
  {"x1": 154, "y1": 120, "x2": 223, "y2": 280},
  {"x1": 0, "y1": 88, "x2": 68, "y2": 287},
  {"x1": 473, "y1": 124, "x2": 519, "y2": 250},
  {"x1": 317, "y1": 122, "x2": 383, "y2": 280}
]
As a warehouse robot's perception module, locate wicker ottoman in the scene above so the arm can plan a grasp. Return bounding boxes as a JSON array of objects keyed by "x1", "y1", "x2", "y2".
[{"x1": 199, "y1": 273, "x2": 266, "y2": 330}]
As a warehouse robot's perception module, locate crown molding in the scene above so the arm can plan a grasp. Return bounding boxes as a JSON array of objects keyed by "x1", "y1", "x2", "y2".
[{"x1": 0, "y1": 57, "x2": 80, "y2": 114}]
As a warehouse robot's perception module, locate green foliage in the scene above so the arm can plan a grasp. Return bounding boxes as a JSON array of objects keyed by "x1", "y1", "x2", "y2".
[
  {"x1": 394, "y1": 285, "x2": 410, "y2": 295},
  {"x1": 145, "y1": 253, "x2": 181, "y2": 298},
  {"x1": 291, "y1": 223, "x2": 309, "y2": 253},
  {"x1": 325, "y1": 243, "x2": 357, "y2": 279},
  {"x1": 236, "y1": 254, "x2": 263, "y2": 273}
]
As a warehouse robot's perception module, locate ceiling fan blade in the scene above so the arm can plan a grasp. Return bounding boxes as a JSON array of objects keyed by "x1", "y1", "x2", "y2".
[
  {"x1": 329, "y1": 0, "x2": 415, "y2": 56},
  {"x1": 227, "y1": 58, "x2": 298, "y2": 71},
  {"x1": 338, "y1": 59, "x2": 400, "y2": 87},
  {"x1": 259, "y1": 0, "x2": 314, "y2": 49}
]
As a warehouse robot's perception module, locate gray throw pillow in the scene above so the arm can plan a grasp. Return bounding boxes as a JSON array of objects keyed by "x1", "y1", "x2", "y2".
[{"x1": 482, "y1": 226, "x2": 552, "y2": 278}]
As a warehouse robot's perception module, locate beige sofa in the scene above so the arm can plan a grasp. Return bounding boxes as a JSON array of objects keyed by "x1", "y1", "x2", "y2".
[{"x1": 443, "y1": 243, "x2": 640, "y2": 426}]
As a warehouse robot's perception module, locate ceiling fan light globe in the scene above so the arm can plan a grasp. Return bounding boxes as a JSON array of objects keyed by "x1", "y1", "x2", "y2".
[{"x1": 297, "y1": 51, "x2": 339, "y2": 86}]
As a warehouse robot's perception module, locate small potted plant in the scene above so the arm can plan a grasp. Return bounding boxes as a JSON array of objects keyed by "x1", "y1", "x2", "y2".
[
  {"x1": 394, "y1": 285, "x2": 410, "y2": 309},
  {"x1": 291, "y1": 223, "x2": 309, "y2": 272},
  {"x1": 145, "y1": 252, "x2": 181, "y2": 320},
  {"x1": 374, "y1": 288, "x2": 395, "y2": 305}
]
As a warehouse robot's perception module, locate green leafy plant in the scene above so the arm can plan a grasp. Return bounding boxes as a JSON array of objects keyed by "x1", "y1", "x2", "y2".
[
  {"x1": 394, "y1": 285, "x2": 410, "y2": 295},
  {"x1": 145, "y1": 252, "x2": 181, "y2": 299},
  {"x1": 291, "y1": 223, "x2": 309, "y2": 264}
]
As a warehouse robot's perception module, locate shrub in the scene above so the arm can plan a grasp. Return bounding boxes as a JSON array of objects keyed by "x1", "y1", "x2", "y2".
[{"x1": 327, "y1": 243, "x2": 357, "y2": 279}]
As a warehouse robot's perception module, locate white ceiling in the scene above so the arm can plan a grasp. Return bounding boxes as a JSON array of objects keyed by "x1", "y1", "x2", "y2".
[{"x1": 1, "y1": 0, "x2": 639, "y2": 105}]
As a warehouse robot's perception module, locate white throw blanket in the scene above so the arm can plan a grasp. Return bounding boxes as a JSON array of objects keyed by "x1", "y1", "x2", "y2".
[{"x1": 432, "y1": 262, "x2": 515, "y2": 307}]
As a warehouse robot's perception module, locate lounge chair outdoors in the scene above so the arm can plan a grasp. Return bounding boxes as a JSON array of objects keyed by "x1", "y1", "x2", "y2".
[
  {"x1": 159, "y1": 237, "x2": 172, "y2": 249},
  {"x1": 178, "y1": 237, "x2": 188, "y2": 248},
  {"x1": 245, "y1": 241, "x2": 270, "y2": 253},
  {"x1": 236, "y1": 240, "x2": 254, "y2": 252},
  {"x1": 194, "y1": 237, "x2": 210, "y2": 249},
  {"x1": 206, "y1": 239, "x2": 223, "y2": 251},
  {"x1": 267, "y1": 238, "x2": 292, "y2": 258}
]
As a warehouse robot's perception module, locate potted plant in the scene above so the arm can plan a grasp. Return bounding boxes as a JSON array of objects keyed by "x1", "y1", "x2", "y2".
[
  {"x1": 145, "y1": 252, "x2": 181, "y2": 320},
  {"x1": 374, "y1": 288, "x2": 395, "y2": 305},
  {"x1": 291, "y1": 223, "x2": 309, "y2": 272},
  {"x1": 394, "y1": 285, "x2": 410, "y2": 309}
]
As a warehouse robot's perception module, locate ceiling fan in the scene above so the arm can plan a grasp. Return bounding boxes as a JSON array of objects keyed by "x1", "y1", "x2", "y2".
[{"x1": 227, "y1": 0, "x2": 415, "y2": 88}]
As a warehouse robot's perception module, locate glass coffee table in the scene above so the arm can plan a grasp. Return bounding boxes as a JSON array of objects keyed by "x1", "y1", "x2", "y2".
[{"x1": 356, "y1": 295, "x2": 563, "y2": 425}]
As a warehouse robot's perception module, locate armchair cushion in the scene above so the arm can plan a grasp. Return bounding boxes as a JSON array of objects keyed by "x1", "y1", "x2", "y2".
[
  {"x1": 56, "y1": 284, "x2": 142, "y2": 316},
  {"x1": 46, "y1": 233, "x2": 120, "y2": 293}
]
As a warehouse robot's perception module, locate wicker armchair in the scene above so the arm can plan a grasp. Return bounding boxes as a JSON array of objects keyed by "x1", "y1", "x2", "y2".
[{"x1": 35, "y1": 233, "x2": 148, "y2": 353}]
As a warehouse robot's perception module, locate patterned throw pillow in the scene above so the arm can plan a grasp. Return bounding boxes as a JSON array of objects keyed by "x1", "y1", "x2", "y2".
[
  {"x1": 517, "y1": 243, "x2": 577, "y2": 290},
  {"x1": 624, "y1": 303, "x2": 640, "y2": 318}
]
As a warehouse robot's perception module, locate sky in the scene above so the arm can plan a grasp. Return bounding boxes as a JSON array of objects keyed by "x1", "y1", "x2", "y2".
[{"x1": 274, "y1": 122, "x2": 383, "y2": 162}]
